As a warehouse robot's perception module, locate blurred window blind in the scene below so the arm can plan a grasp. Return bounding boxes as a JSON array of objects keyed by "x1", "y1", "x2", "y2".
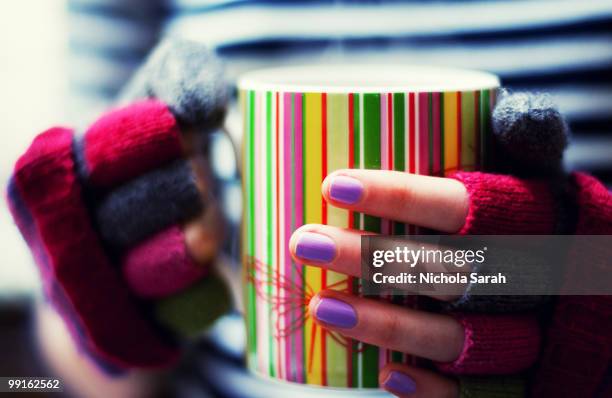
[{"x1": 68, "y1": 0, "x2": 612, "y2": 184}]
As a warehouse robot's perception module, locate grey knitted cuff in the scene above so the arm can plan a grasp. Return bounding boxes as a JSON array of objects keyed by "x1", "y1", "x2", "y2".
[
  {"x1": 444, "y1": 255, "x2": 552, "y2": 313},
  {"x1": 446, "y1": 293, "x2": 550, "y2": 313},
  {"x1": 459, "y1": 376, "x2": 525, "y2": 398},
  {"x1": 489, "y1": 90, "x2": 568, "y2": 178}
]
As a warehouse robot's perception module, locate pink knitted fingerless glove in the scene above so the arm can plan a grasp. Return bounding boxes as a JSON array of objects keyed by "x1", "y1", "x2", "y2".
[{"x1": 437, "y1": 314, "x2": 540, "y2": 375}]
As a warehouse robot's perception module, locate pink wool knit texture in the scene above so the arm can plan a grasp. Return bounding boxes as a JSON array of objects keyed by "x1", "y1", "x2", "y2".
[
  {"x1": 437, "y1": 314, "x2": 540, "y2": 375},
  {"x1": 122, "y1": 225, "x2": 208, "y2": 298},
  {"x1": 430, "y1": 171, "x2": 553, "y2": 375},
  {"x1": 532, "y1": 173, "x2": 612, "y2": 398},
  {"x1": 83, "y1": 99, "x2": 182, "y2": 188},
  {"x1": 9, "y1": 127, "x2": 179, "y2": 368},
  {"x1": 451, "y1": 172, "x2": 557, "y2": 235},
  {"x1": 445, "y1": 171, "x2": 612, "y2": 396}
]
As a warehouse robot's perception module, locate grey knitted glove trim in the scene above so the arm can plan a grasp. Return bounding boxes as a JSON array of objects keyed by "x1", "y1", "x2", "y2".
[
  {"x1": 459, "y1": 376, "x2": 525, "y2": 398},
  {"x1": 447, "y1": 292, "x2": 550, "y2": 313},
  {"x1": 445, "y1": 260, "x2": 551, "y2": 313},
  {"x1": 118, "y1": 37, "x2": 229, "y2": 132},
  {"x1": 446, "y1": 90, "x2": 569, "y2": 313},
  {"x1": 96, "y1": 159, "x2": 203, "y2": 249},
  {"x1": 490, "y1": 89, "x2": 568, "y2": 178}
]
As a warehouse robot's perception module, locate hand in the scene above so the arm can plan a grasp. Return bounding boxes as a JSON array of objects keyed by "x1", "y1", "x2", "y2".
[
  {"x1": 7, "y1": 39, "x2": 232, "y2": 370},
  {"x1": 289, "y1": 169, "x2": 552, "y2": 396}
]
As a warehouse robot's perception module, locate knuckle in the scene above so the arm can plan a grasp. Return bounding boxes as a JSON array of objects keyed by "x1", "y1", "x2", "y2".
[
  {"x1": 396, "y1": 179, "x2": 418, "y2": 215},
  {"x1": 379, "y1": 310, "x2": 404, "y2": 349}
]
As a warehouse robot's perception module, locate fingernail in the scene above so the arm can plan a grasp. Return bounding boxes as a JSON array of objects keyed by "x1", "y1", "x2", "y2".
[
  {"x1": 383, "y1": 371, "x2": 417, "y2": 394},
  {"x1": 313, "y1": 297, "x2": 357, "y2": 328},
  {"x1": 329, "y1": 176, "x2": 363, "y2": 204},
  {"x1": 295, "y1": 232, "x2": 336, "y2": 263}
]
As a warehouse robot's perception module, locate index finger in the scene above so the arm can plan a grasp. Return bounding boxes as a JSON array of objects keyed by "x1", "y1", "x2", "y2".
[{"x1": 322, "y1": 169, "x2": 468, "y2": 232}]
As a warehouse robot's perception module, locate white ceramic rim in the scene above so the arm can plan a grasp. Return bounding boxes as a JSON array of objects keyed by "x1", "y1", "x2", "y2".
[{"x1": 238, "y1": 64, "x2": 500, "y2": 93}]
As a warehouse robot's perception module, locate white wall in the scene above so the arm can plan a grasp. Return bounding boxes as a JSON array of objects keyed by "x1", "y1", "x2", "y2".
[{"x1": 0, "y1": 0, "x2": 67, "y2": 296}]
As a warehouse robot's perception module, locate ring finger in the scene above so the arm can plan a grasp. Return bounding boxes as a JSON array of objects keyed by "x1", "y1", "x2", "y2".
[{"x1": 308, "y1": 290, "x2": 465, "y2": 362}]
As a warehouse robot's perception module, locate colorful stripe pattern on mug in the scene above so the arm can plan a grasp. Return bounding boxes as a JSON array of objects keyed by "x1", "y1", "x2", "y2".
[{"x1": 242, "y1": 88, "x2": 497, "y2": 387}]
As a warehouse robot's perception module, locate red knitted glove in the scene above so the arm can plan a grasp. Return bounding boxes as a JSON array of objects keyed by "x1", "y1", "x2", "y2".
[
  {"x1": 435, "y1": 171, "x2": 612, "y2": 395},
  {"x1": 437, "y1": 314, "x2": 540, "y2": 375},
  {"x1": 7, "y1": 40, "x2": 232, "y2": 372},
  {"x1": 452, "y1": 171, "x2": 557, "y2": 235},
  {"x1": 531, "y1": 173, "x2": 612, "y2": 398},
  {"x1": 7, "y1": 100, "x2": 230, "y2": 371},
  {"x1": 420, "y1": 172, "x2": 553, "y2": 375}
]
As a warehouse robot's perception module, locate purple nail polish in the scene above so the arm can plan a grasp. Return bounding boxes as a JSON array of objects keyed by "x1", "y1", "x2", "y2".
[
  {"x1": 295, "y1": 232, "x2": 336, "y2": 263},
  {"x1": 383, "y1": 371, "x2": 417, "y2": 394},
  {"x1": 314, "y1": 297, "x2": 357, "y2": 329},
  {"x1": 329, "y1": 176, "x2": 363, "y2": 204}
]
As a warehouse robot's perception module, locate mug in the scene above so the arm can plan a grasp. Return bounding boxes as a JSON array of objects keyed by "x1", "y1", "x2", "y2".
[{"x1": 238, "y1": 65, "x2": 499, "y2": 388}]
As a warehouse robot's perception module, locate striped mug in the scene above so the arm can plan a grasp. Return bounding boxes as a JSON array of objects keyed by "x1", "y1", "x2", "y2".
[{"x1": 238, "y1": 65, "x2": 499, "y2": 388}]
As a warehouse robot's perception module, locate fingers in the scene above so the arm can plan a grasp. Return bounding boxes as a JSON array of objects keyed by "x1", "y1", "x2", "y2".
[
  {"x1": 321, "y1": 169, "x2": 468, "y2": 232},
  {"x1": 95, "y1": 159, "x2": 204, "y2": 249},
  {"x1": 78, "y1": 100, "x2": 224, "y2": 302},
  {"x1": 288, "y1": 224, "x2": 366, "y2": 277},
  {"x1": 78, "y1": 100, "x2": 222, "y2": 253},
  {"x1": 79, "y1": 99, "x2": 183, "y2": 188},
  {"x1": 122, "y1": 225, "x2": 209, "y2": 298},
  {"x1": 379, "y1": 364, "x2": 458, "y2": 398},
  {"x1": 184, "y1": 207, "x2": 223, "y2": 264},
  {"x1": 77, "y1": 99, "x2": 223, "y2": 252},
  {"x1": 8, "y1": 128, "x2": 180, "y2": 367},
  {"x1": 77, "y1": 98, "x2": 211, "y2": 188},
  {"x1": 11, "y1": 101, "x2": 225, "y2": 368},
  {"x1": 289, "y1": 224, "x2": 468, "y2": 300},
  {"x1": 122, "y1": 204, "x2": 223, "y2": 298},
  {"x1": 381, "y1": 367, "x2": 526, "y2": 398},
  {"x1": 154, "y1": 273, "x2": 232, "y2": 338},
  {"x1": 308, "y1": 290, "x2": 464, "y2": 362}
]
